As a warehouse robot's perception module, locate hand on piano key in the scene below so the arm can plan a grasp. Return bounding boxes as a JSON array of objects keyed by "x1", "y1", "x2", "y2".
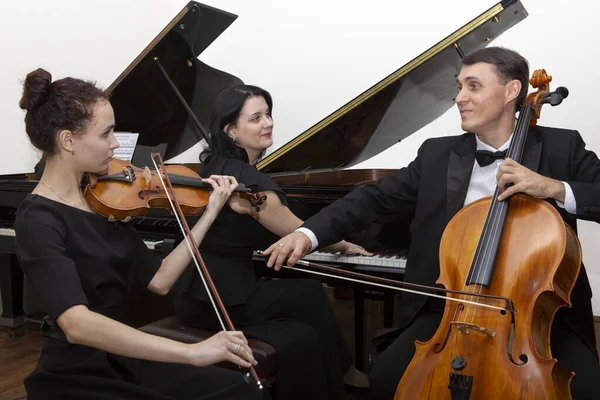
[{"x1": 321, "y1": 240, "x2": 372, "y2": 256}]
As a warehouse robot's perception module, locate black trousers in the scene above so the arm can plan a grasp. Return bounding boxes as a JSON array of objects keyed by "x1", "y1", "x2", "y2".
[
  {"x1": 174, "y1": 278, "x2": 353, "y2": 400},
  {"x1": 368, "y1": 310, "x2": 600, "y2": 399}
]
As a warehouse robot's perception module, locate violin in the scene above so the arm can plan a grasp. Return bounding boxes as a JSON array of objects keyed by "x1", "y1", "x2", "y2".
[
  {"x1": 83, "y1": 158, "x2": 266, "y2": 222},
  {"x1": 394, "y1": 71, "x2": 578, "y2": 399}
]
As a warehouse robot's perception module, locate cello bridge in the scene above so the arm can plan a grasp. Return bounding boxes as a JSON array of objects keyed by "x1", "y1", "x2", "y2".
[{"x1": 451, "y1": 322, "x2": 496, "y2": 337}]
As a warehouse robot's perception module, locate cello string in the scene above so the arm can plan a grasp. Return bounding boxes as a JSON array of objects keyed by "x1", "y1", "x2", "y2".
[
  {"x1": 466, "y1": 112, "x2": 519, "y2": 324},
  {"x1": 457, "y1": 183, "x2": 505, "y2": 323},
  {"x1": 466, "y1": 102, "x2": 533, "y2": 328},
  {"x1": 460, "y1": 101, "x2": 530, "y2": 327}
]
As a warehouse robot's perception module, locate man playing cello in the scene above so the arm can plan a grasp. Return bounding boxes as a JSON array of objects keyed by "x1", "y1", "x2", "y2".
[{"x1": 263, "y1": 46, "x2": 600, "y2": 399}]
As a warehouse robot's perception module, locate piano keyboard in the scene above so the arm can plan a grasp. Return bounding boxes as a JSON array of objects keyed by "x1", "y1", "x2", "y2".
[
  {"x1": 253, "y1": 250, "x2": 406, "y2": 272},
  {"x1": 301, "y1": 251, "x2": 406, "y2": 270}
]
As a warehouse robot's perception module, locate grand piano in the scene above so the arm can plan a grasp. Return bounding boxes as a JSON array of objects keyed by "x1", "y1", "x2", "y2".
[{"x1": 0, "y1": 0, "x2": 528, "y2": 363}]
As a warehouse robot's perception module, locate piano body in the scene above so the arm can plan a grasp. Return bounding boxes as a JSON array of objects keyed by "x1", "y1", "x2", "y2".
[{"x1": 0, "y1": 0, "x2": 527, "y2": 353}]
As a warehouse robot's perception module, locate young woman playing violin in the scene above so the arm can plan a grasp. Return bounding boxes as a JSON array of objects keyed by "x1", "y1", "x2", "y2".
[
  {"x1": 172, "y1": 84, "x2": 370, "y2": 400},
  {"x1": 14, "y1": 69, "x2": 268, "y2": 400}
]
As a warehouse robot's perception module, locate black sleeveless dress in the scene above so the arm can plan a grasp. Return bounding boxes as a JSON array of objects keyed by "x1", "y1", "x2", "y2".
[
  {"x1": 173, "y1": 155, "x2": 353, "y2": 400},
  {"x1": 14, "y1": 194, "x2": 266, "y2": 400}
]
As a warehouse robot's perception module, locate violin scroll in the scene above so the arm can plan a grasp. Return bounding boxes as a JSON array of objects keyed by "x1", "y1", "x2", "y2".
[{"x1": 238, "y1": 191, "x2": 267, "y2": 213}]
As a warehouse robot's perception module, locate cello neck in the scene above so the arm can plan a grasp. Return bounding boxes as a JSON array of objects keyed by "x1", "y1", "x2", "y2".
[
  {"x1": 505, "y1": 103, "x2": 534, "y2": 166},
  {"x1": 464, "y1": 102, "x2": 534, "y2": 287}
]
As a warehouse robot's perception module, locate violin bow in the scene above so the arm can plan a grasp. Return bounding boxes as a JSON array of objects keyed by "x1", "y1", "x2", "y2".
[{"x1": 150, "y1": 153, "x2": 263, "y2": 389}]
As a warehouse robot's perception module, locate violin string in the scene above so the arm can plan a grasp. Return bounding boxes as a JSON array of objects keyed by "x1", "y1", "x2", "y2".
[{"x1": 150, "y1": 157, "x2": 227, "y2": 331}]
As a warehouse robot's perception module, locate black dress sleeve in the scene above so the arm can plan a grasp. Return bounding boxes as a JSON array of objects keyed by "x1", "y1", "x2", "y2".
[
  {"x1": 239, "y1": 163, "x2": 288, "y2": 207},
  {"x1": 14, "y1": 199, "x2": 89, "y2": 320}
]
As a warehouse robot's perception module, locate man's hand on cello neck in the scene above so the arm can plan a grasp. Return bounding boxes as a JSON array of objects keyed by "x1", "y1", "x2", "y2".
[{"x1": 496, "y1": 158, "x2": 566, "y2": 203}]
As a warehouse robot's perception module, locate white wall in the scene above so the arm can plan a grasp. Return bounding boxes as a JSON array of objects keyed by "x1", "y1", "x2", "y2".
[{"x1": 2, "y1": 0, "x2": 600, "y2": 312}]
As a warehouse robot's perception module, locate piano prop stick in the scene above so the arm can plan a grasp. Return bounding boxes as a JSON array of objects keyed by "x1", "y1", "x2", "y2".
[{"x1": 84, "y1": 158, "x2": 266, "y2": 222}]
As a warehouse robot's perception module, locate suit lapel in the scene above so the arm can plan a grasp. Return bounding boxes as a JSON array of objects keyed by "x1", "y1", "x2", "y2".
[
  {"x1": 521, "y1": 127, "x2": 542, "y2": 173},
  {"x1": 446, "y1": 134, "x2": 476, "y2": 222}
]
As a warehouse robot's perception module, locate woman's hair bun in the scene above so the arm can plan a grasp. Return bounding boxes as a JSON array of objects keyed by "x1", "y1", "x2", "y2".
[{"x1": 19, "y1": 68, "x2": 52, "y2": 111}]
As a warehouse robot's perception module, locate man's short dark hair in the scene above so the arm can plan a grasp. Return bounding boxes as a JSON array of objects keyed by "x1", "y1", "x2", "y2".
[{"x1": 462, "y1": 47, "x2": 529, "y2": 111}]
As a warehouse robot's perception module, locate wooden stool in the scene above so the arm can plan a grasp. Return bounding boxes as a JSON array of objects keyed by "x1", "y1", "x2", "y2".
[{"x1": 139, "y1": 316, "x2": 277, "y2": 386}]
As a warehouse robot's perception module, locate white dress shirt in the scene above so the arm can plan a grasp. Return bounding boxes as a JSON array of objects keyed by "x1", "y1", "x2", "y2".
[{"x1": 298, "y1": 134, "x2": 577, "y2": 251}]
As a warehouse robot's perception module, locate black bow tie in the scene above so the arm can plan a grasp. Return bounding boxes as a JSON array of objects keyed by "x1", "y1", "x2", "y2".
[{"x1": 475, "y1": 149, "x2": 507, "y2": 167}]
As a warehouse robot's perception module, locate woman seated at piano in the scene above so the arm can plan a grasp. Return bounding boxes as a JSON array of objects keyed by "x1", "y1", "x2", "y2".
[
  {"x1": 14, "y1": 69, "x2": 268, "y2": 400},
  {"x1": 172, "y1": 84, "x2": 370, "y2": 400}
]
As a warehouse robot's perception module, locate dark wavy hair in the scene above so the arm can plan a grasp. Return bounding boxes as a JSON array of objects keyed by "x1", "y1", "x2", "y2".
[
  {"x1": 200, "y1": 84, "x2": 273, "y2": 164},
  {"x1": 19, "y1": 68, "x2": 108, "y2": 155},
  {"x1": 462, "y1": 46, "x2": 529, "y2": 112}
]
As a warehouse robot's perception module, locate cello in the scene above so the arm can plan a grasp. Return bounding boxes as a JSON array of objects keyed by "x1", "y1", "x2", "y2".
[{"x1": 394, "y1": 71, "x2": 578, "y2": 399}]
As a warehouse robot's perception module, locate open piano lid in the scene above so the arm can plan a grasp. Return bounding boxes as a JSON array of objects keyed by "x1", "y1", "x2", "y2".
[
  {"x1": 256, "y1": 0, "x2": 528, "y2": 176},
  {"x1": 106, "y1": 1, "x2": 242, "y2": 165}
]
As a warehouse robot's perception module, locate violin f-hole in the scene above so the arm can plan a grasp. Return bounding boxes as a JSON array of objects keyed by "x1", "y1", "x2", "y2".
[{"x1": 138, "y1": 186, "x2": 161, "y2": 200}]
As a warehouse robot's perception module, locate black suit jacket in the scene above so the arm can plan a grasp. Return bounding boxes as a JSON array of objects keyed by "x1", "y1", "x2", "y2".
[{"x1": 302, "y1": 125, "x2": 600, "y2": 349}]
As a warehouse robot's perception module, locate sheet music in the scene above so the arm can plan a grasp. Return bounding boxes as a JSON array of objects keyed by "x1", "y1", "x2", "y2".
[{"x1": 113, "y1": 132, "x2": 139, "y2": 161}]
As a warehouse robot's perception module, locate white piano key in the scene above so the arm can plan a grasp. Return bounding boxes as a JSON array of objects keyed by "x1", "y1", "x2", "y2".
[
  {"x1": 143, "y1": 239, "x2": 163, "y2": 250},
  {"x1": 0, "y1": 228, "x2": 16, "y2": 237}
]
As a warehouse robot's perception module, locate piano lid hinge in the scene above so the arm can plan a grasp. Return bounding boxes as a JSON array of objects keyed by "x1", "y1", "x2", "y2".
[{"x1": 453, "y1": 42, "x2": 465, "y2": 59}]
